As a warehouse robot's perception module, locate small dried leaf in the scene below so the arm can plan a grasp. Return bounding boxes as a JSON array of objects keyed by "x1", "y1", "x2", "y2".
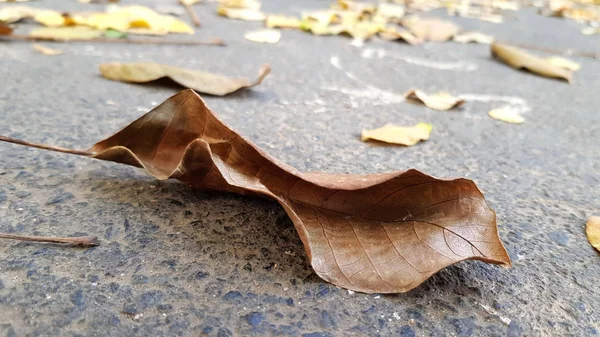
[
  {"x1": 0, "y1": 90, "x2": 511, "y2": 293},
  {"x1": 266, "y1": 15, "x2": 301, "y2": 29},
  {"x1": 379, "y1": 26, "x2": 422, "y2": 45},
  {"x1": 244, "y1": 29, "x2": 281, "y2": 43},
  {"x1": 453, "y1": 31, "x2": 494, "y2": 44},
  {"x1": 32, "y1": 43, "x2": 63, "y2": 55},
  {"x1": 0, "y1": 22, "x2": 13, "y2": 35},
  {"x1": 217, "y1": 6, "x2": 265, "y2": 21},
  {"x1": 361, "y1": 123, "x2": 432, "y2": 146},
  {"x1": 99, "y1": 62, "x2": 271, "y2": 96},
  {"x1": 405, "y1": 90, "x2": 465, "y2": 111},
  {"x1": 586, "y1": 216, "x2": 600, "y2": 252},
  {"x1": 488, "y1": 107, "x2": 525, "y2": 124},
  {"x1": 545, "y1": 56, "x2": 581, "y2": 71},
  {"x1": 402, "y1": 16, "x2": 459, "y2": 42},
  {"x1": 491, "y1": 43, "x2": 573, "y2": 82},
  {"x1": 29, "y1": 27, "x2": 103, "y2": 41}
]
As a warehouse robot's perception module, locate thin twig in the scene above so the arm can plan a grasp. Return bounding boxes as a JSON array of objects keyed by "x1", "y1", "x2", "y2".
[
  {"x1": 501, "y1": 41, "x2": 599, "y2": 60},
  {"x1": 0, "y1": 233, "x2": 99, "y2": 247},
  {"x1": 0, "y1": 135, "x2": 93, "y2": 156},
  {"x1": 4, "y1": 34, "x2": 225, "y2": 46},
  {"x1": 182, "y1": 2, "x2": 202, "y2": 27}
]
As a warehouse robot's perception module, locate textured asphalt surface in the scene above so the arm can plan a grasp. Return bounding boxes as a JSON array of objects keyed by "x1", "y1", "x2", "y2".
[{"x1": 1, "y1": 0, "x2": 599, "y2": 336}]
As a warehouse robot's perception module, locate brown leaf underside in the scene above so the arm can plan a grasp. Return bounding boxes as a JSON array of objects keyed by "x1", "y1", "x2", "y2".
[{"x1": 6, "y1": 90, "x2": 511, "y2": 293}]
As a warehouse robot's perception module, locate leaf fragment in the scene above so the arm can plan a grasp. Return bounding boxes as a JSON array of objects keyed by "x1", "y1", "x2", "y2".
[
  {"x1": 29, "y1": 27, "x2": 103, "y2": 41},
  {"x1": 401, "y1": 16, "x2": 459, "y2": 42},
  {"x1": 244, "y1": 29, "x2": 281, "y2": 43},
  {"x1": 488, "y1": 107, "x2": 525, "y2": 124},
  {"x1": 587, "y1": 216, "x2": 600, "y2": 252},
  {"x1": 378, "y1": 26, "x2": 422, "y2": 45},
  {"x1": 99, "y1": 62, "x2": 271, "y2": 96},
  {"x1": 219, "y1": 0, "x2": 261, "y2": 10},
  {"x1": 32, "y1": 43, "x2": 63, "y2": 55},
  {"x1": 266, "y1": 15, "x2": 301, "y2": 29},
  {"x1": 0, "y1": 5, "x2": 38, "y2": 23},
  {"x1": 453, "y1": 31, "x2": 494, "y2": 44},
  {"x1": 0, "y1": 90, "x2": 511, "y2": 293},
  {"x1": 374, "y1": 2, "x2": 406, "y2": 22},
  {"x1": 217, "y1": 6, "x2": 266, "y2": 21},
  {"x1": 361, "y1": 123, "x2": 432, "y2": 146},
  {"x1": 0, "y1": 22, "x2": 13, "y2": 35},
  {"x1": 545, "y1": 56, "x2": 581, "y2": 71},
  {"x1": 491, "y1": 42, "x2": 573, "y2": 82},
  {"x1": 405, "y1": 90, "x2": 465, "y2": 111}
]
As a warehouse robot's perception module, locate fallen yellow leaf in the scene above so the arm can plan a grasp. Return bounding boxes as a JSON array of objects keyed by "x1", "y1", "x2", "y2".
[
  {"x1": 402, "y1": 16, "x2": 459, "y2": 42},
  {"x1": 453, "y1": 31, "x2": 494, "y2": 44},
  {"x1": 374, "y1": 2, "x2": 405, "y2": 22},
  {"x1": 217, "y1": 6, "x2": 266, "y2": 21},
  {"x1": 29, "y1": 27, "x2": 103, "y2": 41},
  {"x1": 491, "y1": 43, "x2": 573, "y2": 82},
  {"x1": 244, "y1": 29, "x2": 281, "y2": 43},
  {"x1": 219, "y1": 0, "x2": 261, "y2": 10},
  {"x1": 266, "y1": 15, "x2": 301, "y2": 29},
  {"x1": 335, "y1": 0, "x2": 376, "y2": 14},
  {"x1": 33, "y1": 10, "x2": 66, "y2": 27},
  {"x1": 488, "y1": 107, "x2": 525, "y2": 124},
  {"x1": 0, "y1": 6, "x2": 38, "y2": 23},
  {"x1": 581, "y1": 26, "x2": 599, "y2": 35},
  {"x1": 301, "y1": 10, "x2": 338, "y2": 26},
  {"x1": 32, "y1": 43, "x2": 63, "y2": 55},
  {"x1": 586, "y1": 216, "x2": 600, "y2": 252},
  {"x1": 405, "y1": 90, "x2": 465, "y2": 111},
  {"x1": 545, "y1": 56, "x2": 581, "y2": 71},
  {"x1": 99, "y1": 62, "x2": 271, "y2": 96},
  {"x1": 361, "y1": 123, "x2": 432, "y2": 146},
  {"x1": 379, "y1": 26, "x2": 422, "y2": 45}
]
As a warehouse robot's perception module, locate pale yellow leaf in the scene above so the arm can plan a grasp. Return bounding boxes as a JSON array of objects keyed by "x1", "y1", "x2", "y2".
[
  {"x1": 491, "y1": 43, "x2": 573, "y2": 82},
  {"x1": 244, "y1": 29, "x2": 281, "y2": 43},
  {"x1": 401, "y1": 16, "x2": 460, "y2": 42},
  {"x1": 581, "y1": 27, "x2": 599, "y2": 35},
  {"x1": 33, "y1": 10, "x2": 66, "y2": 27},
  {"x1": 361, "y1": 123, "x2": 432, "y2": 146},
  {"x1": 217, "y1": 6, "x2": 265, "y2": 21},
  {"x1": 453, "y1": 31, "x2": 494, "y2": 44},
  {"x1": 488, "y1": 107, "x2": 525, "y2": 124},
  {"x1": 586, "y1": 216, "x2": 600, "y2": 252},
  {"x1": 180, "y1": 0, "x2": 203, "y2": 5},
  {"x1": 375, "y1": 2, "x2": 405, "y2": 22},
  {"x1": 545, "y1": 56, "x2": 581, "y2": 71},
  {"x1": 379, "y1": 26, "x2": 422, "y2": 45},
  {"x1": 32, "y1": 43, "x2": 63, "y2": 55},
  {"x1": 266, "y1": 15, "x2": 300, "y2": 29},
  {"x1": 335, "y1": 0, "x2": 376, "y2": 14},
  {"x1": 405, "y1": 90, "x2": 465, "y2": 111},
  {"x1": 0, "y1": 6, "x2": 38, "y2": 23},
  {"x1": 29, "y1": 26, "x2": 103, "y2": 41},
  {"x1": 219, "y1": 0, "x2": 261, "y2": 10}
]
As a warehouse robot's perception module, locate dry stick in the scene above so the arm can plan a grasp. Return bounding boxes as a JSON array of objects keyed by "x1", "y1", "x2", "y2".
[
  {"x1": 182, "y1": 2, "x2": 202, "y2": 27},
  {"x1": 4, "y1": 34, "x2": 225, "y2": 46},
  {"x1": 502, "y1": 41, "x2": 599, "y2": 60},
  {"x1": 0, "y1": 233, "x2": 99, "y2": 247},
  {"x1": 0, "y1": 135, "x2": 92, "y2": 156}
]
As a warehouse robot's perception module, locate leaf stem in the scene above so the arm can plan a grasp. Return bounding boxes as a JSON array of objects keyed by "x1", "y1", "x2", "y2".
[
  {"x1": 3, "y1": 34, "x2": 225, "y2": 46},
  {"x1": 0, "y1": 233, "x2": 99, "y2": 247},
  {"x1": 0, "y1": 135, "x2": 93, "y2": 156},
  {"x1": 182, "y1": 2, "x2": 202, "y2": 27}
]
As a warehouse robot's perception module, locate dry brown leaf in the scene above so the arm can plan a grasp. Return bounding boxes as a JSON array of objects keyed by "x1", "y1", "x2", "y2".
[
  {"x1": 405, "y1": 90, "x2": 465, "y2": 111},
  {"x1": 491, "y1": 43, "x2": 573, "y2": 82},
  {"x1": 361, "y1": 123, "x2": 432, "y2": 146},
  {"x1": 32, "y1": 43, "x2": 63, "y2": 55},
  {"x1": 587, "y1": 216, "x2": 600, "y2": 252},
  {"x1": 244, "y1": 29, "x2": 281, "y2": 43},
  {"x1": 217, "y1": 6, "x2": 265, "y2": 21},
  {"x1": 545, "y1": 56, "x2": 581, "y2": 71},
  {"x1": 99, "y1": 62, "x2": 271, "y2": 96},
  {"x1": 401, "y1": 16, "x2": 460, "y2": 42},
  {"x1": 29, "y1": 27, "x2": 103, "y2": 41},
  {"x1": 453, "y1": 31, "x2": 494, "y2": 44},
  {"x1": 488, "y1": 107, "x2": 525, "y2": 124},
  {"x1": 266, "y1": 15, "x2": 301, "y2": 29},
  {"x1": 0, "y1": 22, "x2": 13, "y2": 35},
  {"x1": 379, "y1": 26, "x2": 422, "y2": 45},
  {"x1": 0, "y1": 90, "x2": 511, "y2": 293}
]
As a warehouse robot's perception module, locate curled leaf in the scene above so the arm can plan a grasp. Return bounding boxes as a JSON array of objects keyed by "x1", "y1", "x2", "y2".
[
  {"x1": 401, "y1": 16, "x2": 459, "y2": 42},
  {"x1": 405, "y1": 90, "x2": 465, "y2": 111},
  {"x1": 32, "y1": 43, "x2": 63, "y2": 55},
  {"x1": 488, "y1": 107, "x2": 525, "y2": 124},
  {"x1": 99, "y1": 62, "x2": 271, "y2": 96},
  {"x1": 587, "y1": 216, "x2": 600, "y2": 252},
  {"x1": 453, "y1": 31, "x2": 494, "y2": 44},
  {"x1": 244, "y1": 29, "x2": 281, "y2": 43},
  {"x1": 491, "y1": 43, "x2": 573, "y2": 82},
  {"x1": 0, "y1": 90, "x2": 510, "y2": 293},
  {"x1": 545, "y1": 56, "x2": 581, "y2": 71},
  {"x1": 361, "y1": 123, "x2": 432, "y2": 146},
  {"x1": 29, "y1": 27, "x2": 103, "y2": 41}
]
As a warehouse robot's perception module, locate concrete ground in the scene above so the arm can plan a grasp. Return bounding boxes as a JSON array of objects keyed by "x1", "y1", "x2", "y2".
[{"x1": 1, "y1": 0, "x2": 599, "y2": 336}]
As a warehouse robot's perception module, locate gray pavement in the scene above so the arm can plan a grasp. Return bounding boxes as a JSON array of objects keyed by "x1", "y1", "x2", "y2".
[{"x1": 1, "y1": 0, "x2": 599, "y2": 336}]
